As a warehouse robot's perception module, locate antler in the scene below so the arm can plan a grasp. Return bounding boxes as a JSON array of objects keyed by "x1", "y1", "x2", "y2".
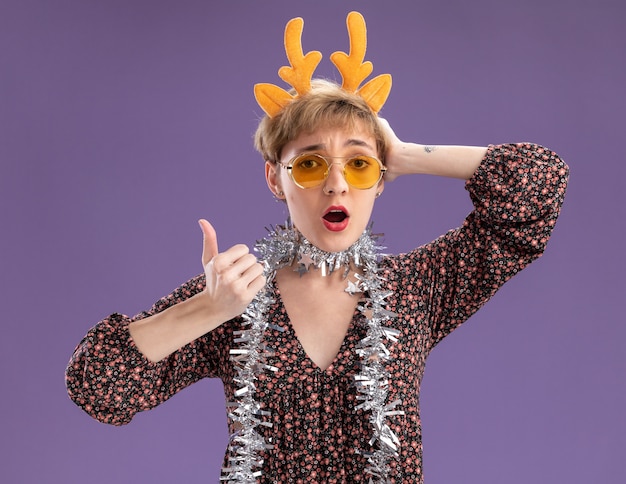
[
  {"x1": 330, "y1": 12, "x2": 373, "y2": 92},
  {"x1": 254, "y1": 17, "x2": 322, "y2": 117},
  {"x1": 330, "y1": 11, "x2": 392, "y2": 113},
  {"x1": 254, "y1": 12, "x2": 391, "y2": 117},
  {"x1": 278, "y1": 18, "x2": 322, "y2": 95}
]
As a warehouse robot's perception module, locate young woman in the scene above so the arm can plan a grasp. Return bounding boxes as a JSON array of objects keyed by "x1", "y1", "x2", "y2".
[{"x1": 65, "y1": 12, "x2": 568, "y2": 483}]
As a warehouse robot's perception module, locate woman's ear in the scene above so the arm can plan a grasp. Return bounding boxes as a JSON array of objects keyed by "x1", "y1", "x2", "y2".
[
  {"x1": 265, "y1": 161, "x2": 285, "y2": 199},
  {"x1": 375, "y1": 177, "x2": 385, "y2": 198}
]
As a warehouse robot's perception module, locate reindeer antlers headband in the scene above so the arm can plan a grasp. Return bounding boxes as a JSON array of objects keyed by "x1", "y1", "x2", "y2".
[{"x1": 254, "y1": 11, "x2": 392, "y2": 118}]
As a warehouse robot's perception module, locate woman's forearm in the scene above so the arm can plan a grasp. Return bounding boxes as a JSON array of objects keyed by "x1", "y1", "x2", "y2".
[
  {"x1": 379, "y1": 118, "x2": 487, "y2": 181},
  {"x1": 388, "y1": 142, "x2": 487, "y2": 180},
  {"x1": 130, "y1": 220, "x2": 266, "y2": 363},
  {"x1": 129, "y1": 291, "x2": 223, "y2": 363}
]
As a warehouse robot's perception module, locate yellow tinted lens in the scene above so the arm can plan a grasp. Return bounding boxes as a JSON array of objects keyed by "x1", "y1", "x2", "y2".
[
  {"x1": 291, "y1": 154, "x2": 328, "y2": 188},
  {"x1": 344, "y1": 156, "x2": 381, "y2": 189}
]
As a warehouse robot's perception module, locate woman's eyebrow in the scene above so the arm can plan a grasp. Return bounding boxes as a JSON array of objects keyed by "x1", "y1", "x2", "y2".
[
  {"x1": 345, "y1": 138, "x2": 375, "y2": 150},
  {"x1": 297, "y1": 139, "x2": 374, "y2": 153},
  {"x1": 298, "y1": 143, "x2": 325, "y2": 152}
]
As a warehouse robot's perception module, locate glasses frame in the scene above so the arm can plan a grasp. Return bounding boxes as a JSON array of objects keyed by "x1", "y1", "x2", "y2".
[{"x1": 280, "y1": 153, "x2": 387, "y2": 190}]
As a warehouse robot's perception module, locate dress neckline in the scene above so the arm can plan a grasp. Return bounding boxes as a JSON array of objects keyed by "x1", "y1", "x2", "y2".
[{"x1": 273, "y1": 283, "x2": 362, "y2": 375}]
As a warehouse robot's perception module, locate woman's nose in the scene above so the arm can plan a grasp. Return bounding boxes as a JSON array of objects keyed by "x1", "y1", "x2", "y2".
[{"x1": 322, "y1": 162, "x2": 349, "y2": 194}]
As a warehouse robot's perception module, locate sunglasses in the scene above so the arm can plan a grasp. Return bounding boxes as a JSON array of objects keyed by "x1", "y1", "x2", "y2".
[{"x1": 280, "y1": 153, "x2": 386, "y2": 190}]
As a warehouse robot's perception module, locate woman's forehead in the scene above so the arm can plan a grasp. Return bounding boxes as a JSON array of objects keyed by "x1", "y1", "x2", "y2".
[
  {"x1": 288, "y1": 125, "x2": 376, "y2": 153},
  {"x1": 297, "y1": 117, "x2": 375, "y2": 142}
]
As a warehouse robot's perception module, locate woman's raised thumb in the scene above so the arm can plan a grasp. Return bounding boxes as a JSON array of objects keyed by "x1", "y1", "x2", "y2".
[{"x1": 198, "y1": 219, "x2": 219, "y2": 266}]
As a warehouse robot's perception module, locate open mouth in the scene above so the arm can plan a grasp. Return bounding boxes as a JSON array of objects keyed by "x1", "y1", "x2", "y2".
[
  {"x1": 322, "y1": 206, "x2": 350, "y2": 232},
  {"x1": 323, "y1": 209, "x2": 348, "y2": 223}
]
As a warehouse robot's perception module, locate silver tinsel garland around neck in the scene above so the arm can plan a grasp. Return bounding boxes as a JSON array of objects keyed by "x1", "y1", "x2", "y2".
[{"x1": 220, "y1": 221, "x2": 404, "y2": 483}]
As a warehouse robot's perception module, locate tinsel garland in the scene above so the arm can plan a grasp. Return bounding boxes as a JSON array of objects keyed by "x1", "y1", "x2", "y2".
[{"x1": 220, "y1": 221, "x2": 403, "y2": 483}]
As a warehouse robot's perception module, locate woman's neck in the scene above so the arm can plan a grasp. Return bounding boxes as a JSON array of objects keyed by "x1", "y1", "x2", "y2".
[{"x1": 277, "y1": 260, "x2": 363, "y2": 291}]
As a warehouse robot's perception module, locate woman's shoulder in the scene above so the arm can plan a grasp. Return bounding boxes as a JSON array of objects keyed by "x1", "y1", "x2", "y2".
[{"x1": 381, "y1": 230, "x2": 459, "y2": 269}]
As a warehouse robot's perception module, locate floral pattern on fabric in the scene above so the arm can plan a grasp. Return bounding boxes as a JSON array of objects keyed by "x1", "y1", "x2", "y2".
[{"x1": 66, "y1": 143, "x2": 569, "y2": 483}]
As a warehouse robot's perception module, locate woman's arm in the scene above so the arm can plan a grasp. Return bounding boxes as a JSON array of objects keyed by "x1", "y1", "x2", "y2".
[
  {"x1": 378, "y1": 118, "x2": 569, "y2": 347},
  {"x1": 65, "y1": 220, "x2": 266, "y2": 424},
  {"x1": 65, "y1": 277, "x2": 218, "y2": 425},
  {"x1": 380, "y1": 118, "x2": 487, "y2": 181},
  {"x1": 129, "y1": 219, "x2": 265, "y2": 362},
  {"x1": 412, "y1": 143, "x2": 567, "y2": 346}
]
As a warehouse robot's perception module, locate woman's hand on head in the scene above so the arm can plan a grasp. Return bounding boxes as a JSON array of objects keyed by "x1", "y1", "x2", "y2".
[
  {"x1": 198, "y1": 219, "x2": 266, "y2": 323},
  {"x1": 378, "y1": 118, "x2": 406, "y2": 182}
]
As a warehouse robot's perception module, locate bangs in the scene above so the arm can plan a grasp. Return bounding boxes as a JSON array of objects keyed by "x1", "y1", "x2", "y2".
[
  {"x1": 292, "y1": 103, "x2": 374, "y2": 138},
  {"x1": 254, "y1": 79, "x2": 388, "y2": 164}
]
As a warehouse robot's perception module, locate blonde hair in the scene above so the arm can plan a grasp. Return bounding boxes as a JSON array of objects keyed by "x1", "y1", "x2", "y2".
[{"x1": 254, "y1": 79, "x2": 388, "y2": 164}]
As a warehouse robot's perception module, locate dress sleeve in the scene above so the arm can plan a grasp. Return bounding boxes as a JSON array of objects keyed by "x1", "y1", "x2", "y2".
[
  {"x1": 399, "y1": 143, "x2": 569, "y2": 347},
  {"x1": 65, "y1": 274, "x2": 230, "y2": 425}
]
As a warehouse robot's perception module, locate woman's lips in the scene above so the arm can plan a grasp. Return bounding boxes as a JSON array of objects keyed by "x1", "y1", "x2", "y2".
[{"x1": 322, "y1": 206, "x2": 349, "y2": 231}]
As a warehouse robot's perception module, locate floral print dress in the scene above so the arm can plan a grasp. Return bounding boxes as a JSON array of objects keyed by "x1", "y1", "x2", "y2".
[{"x1": 66, "y1": 143, "x2": 569, "y2": 483}]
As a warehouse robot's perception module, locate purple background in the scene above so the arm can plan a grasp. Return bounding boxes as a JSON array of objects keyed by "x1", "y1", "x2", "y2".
[{"x1": 2, "y1": 0, "x2": 624, "y2": 482}]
